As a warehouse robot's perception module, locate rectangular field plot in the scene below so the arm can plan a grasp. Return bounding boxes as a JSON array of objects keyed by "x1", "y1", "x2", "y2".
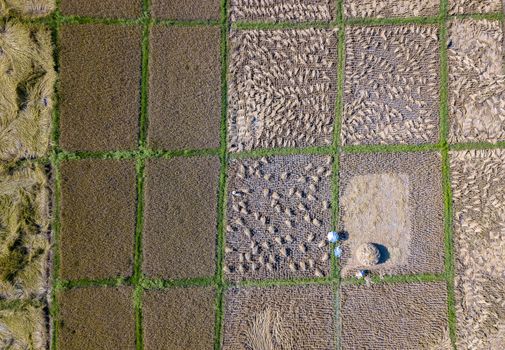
[
  {"x1": 342, "y1": 25, "x2": 440, "y2": 145},
  {"x1": 448, "y1": 19, "x2": 505, "y2": 144},
  {"x1": 228, "y1": 29, "x2": 338, "y2": 151},
  {"x1": 450, "y1": 149, "x2": 505, "y2": 348},
  {"x1": 57, "y1": 287, "x2": 135, "y2": 350},
  {"x1": 223, "y1": 285, "x2": 335, "y2": 349},
  {"x1": 143, "y1": 287, "x2": 216, "y2": 350},
  {"x1": 344, "y1": 0, "x2": 439, "y2": 19},
  {"x1": 230, "y1": 0, "x2": 335, "y2": 22},
  {"x1": 449, "y1": 0, "x2": 502, "y2": 14},
  {"x1": 225, "y1": 155, "x2": 333, "y2": 281},
  {"x1": 338, "y1": 152, "x2": 444, "y2": 277},
  {"x1": 341, "y1": 282, "x2": 450, "y2": 349}
]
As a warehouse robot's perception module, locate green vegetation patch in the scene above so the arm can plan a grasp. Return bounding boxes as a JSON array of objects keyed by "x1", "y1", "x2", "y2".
[
  {"x1": 0, "y1": 20, "x2": 56, "y2": 162},
  {"x1": 0, "y1": 162, "x2": 49, "y2": 300}
]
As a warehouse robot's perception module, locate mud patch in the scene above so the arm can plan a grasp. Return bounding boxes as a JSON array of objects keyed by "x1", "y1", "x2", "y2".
[
  {"x1": 143, "y1": 156, "x2": 220, "y2": 280},
  {"x1": 341, "y1": 282, "x2": 449, "y2": 349},
  {"x1": 228, "y1": 29, "x2": 338, "y2": 151},
  {"x1": 60, "y1": 159, "x2": 137, "y2": 280},
  {"x1": 58, "y1": 287, "x2": 135, "y2": 350},
  {"x1": 450, "y1": 149, "x2": 505, "y2": 349},
  {"x1": 59, "y1": 24, "x2": 141, "y2": 152},
  {"x1": 339, "y1": 152, "x2": 444, "y2": 277},
  {"x1": 143, "y1": 287, "x2": 215, "y2": 350},
  {"x1": 342, "y1": 25, "x2": 440, "y2": 145},
  {"x1": 61, "y1": 0, "x2": 142, "y2": 18},
  {"x1": 223, "y1": 284, "x2": 335, "y2": 349},
  {"x1": 225, "y1": 155, "x2": 332, "y2": 281},
  {"x1": 448, "y1": 19, "x2": 505, "y2": 144},
  {"x1": 148, "y1": 26, "x2": 221, "y2": 151}
]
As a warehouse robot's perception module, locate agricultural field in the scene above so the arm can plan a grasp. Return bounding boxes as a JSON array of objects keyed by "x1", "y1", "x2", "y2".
[{"x1": 0, "y1": 0, "x2": 504, "y2": 350}]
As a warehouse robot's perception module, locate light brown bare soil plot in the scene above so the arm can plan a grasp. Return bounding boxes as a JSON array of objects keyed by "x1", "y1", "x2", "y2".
[
  {"x1": 0, "y1": 304, "x2": 47, "y2": 350},
  {"x1": 223, "y1": 284, "x2": 335, "y2": 349},
  {"x1": 60, "y1": 159, "x2": 137, "y2": 280},
  {"x1": 450, "y1": 149, "x2": 505, "y2": 349},
  {"x1": 338, "y1": 152, "x2": 445, "y2": 277},
  {"x1": 148, "y1": 26, "x2": 221, "y2": 151},
  {"x1": 342, "y1": 25, "x2": 440, "y2": 145},
  {"x1": 344, "y1": 0, "x2": 439, "y2": 19},
  {"x1": 0, "y1": 0, "x2": 54, "y2": 17},
  {"x1": 225, "y1": 155, "x2": 333, "y2": 281},
  {"x1": 0, "y1": 163, "x2": 49, "y2": 300},
  {"x1": 341, "y1": 282, "x2": 450, "y2": 349},
  {"x1": 228, "y1": 28, "x2": 338, "y2": 151},
  {"x1": 58, "y1": 286, "x2": 135, "y2": 350},
  {"x1": 0, "y1": 20, "x2": 55, "y2": 161},
  {"x1": 143, "y1": 287, "x2": 216, "y2": 350},
  {"x1": 142, "y1": 156, "x2": 220, "y2": 280},
  {"x1": 229, "y1": 0, "x2": 335, "y2": 22},
  {"x1": 449, "y1": 0, "x2": 502, "y2": 14},
  {"x1": 448, "y1": 19, "x2": 505, "y2": 144}
]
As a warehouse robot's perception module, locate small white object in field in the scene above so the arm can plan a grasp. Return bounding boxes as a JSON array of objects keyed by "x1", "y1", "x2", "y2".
[
  {"x1": 334, "y1": 246, "x2": 342, "y2": 258},
  {"x1": 356, "y1": 270, "x2": 367, "y2": 279},
  {"x1": 327, "y1": 231, "x2": 339, "y2": 243}
]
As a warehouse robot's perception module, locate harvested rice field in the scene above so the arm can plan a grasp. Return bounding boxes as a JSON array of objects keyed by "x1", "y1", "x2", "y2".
[{"x1": 0, "y1": 1, "x2": 504, "y2": 350}]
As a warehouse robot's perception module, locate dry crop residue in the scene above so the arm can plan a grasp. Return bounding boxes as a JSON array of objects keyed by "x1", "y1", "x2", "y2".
[
  {"x1": 225, "y1": 155, "x2": 332, "y2": 281},
  {"x1": 228, "y1": 28, "x2": 338, "y2": 151},
  {"x1": 342, "y1": 25, "x2": 440, "y2": 145},
  {"x1": 344, "y1": 0, "x2": 439, "y2": 19},
  {"x1": 448, "y1": 19, "x2": 505, "y2": 144},
  {"x1": 0, "y1": 20, "x2": 56, "y2": 161},
  {"x1": 449, "y1": 0, "x2": 502, "y2": 14},
  {"x1": 0, "y1": 0, "x2": 54, "y2": 17},
  {"x1": 223, "y1": 285, "x2": 335, "y2": 349},
  {"x1": 229, "y1": 0, "x2": 334, "y2": 22},
  {"x1": 450, "y1": 149, "x2": 505, "y2": 349}
]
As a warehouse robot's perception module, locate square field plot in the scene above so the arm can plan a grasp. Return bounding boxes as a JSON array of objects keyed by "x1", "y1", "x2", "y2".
[
  {"x1": 0, "y1": 163, "x2": 49, "y2": 300},
  {"x1": 230, "y1": 0, "x2": 335, "y2": 22},
  {"x1": 59, "y1": 24, "x2": 141, "y2": 152},
  {"x1": 448, "y1": 19, "x2": 505, "y2": 144},
  {"x1": 228, "y1": 29, "x2": 338, "y2": 152},
  {"x1": 151, "y1": 0, "x2": 220, "y2": 20},
  {"x1": 0, "y1": 305, "x2": 47, "y2": 350},
  {"x1": 450, "y1": 150, "x2": 505, "y2": 348},
  {"x1": 58, "y1": 287, "x2": 135, "y2": 350},
  {"x1": 61, "y1": 0, "x2": 142, "y2": 18},
  {"x1": 142, "y1": 156, "x2": 220, "y2": 280},
  {"x1": 338, "y1": 152, "x2": 444, "y2": 277},
  {"x1": 344, "y1": 0, "x2": 439, "y2": 19},
  {"x1": 148, "y1": 26, "x2": 221, "y2": 151},
  {"x1": 60, "y1": 159, "x2": 137, "y2": 280},
  {"x1": 143, "y1": 287, "x2": 216, "y2": 350},
  {"x1": 449, "y1": 0, "x2": 502, "y2": 14},
  {"x1": 342, "y1": 25, "x2": 440, "y2": 145},
  {"x1": 341, "y1": 282, "x2": 449, "y2": 349},
  {"x1": 223, "y1": 285, "x2": 335, "y2": 349},
  {"x1": 225, "y1": 155, "x2": 333, "y2": 281}
]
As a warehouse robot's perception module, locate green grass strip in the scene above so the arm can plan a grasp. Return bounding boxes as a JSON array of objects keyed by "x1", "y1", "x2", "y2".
[
  {"x1": 214, "y1": 0, "x2": 230, "y2": 348},
  {"x1": 232, "y1": 276, "x2": 336, "y2": 288},
  {"x1": 59, "y1": 16, "x2": 143, "y2": 26},
  {"x1": 228, "y1": 145, "x2": 334, "y2": 159},
  {"x1": 439, "y1": 0, "x2": 458, "y2": 348},
  {"x1": 59, "y1": 277, "x2": 132, "y2": 290}
]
